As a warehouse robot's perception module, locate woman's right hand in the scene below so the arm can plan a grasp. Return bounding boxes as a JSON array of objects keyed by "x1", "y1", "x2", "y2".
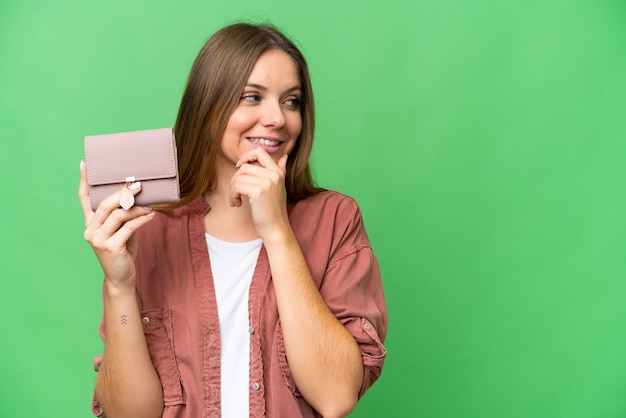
[{"x1": 79, "y1": 161, "x2": 155, "y2": 290}]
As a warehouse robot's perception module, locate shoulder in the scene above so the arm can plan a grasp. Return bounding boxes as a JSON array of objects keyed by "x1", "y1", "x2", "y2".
[
  {"x1": 290, "y1": 190, "x2": 361, "y2": 218},
  {"x1": 290, "y1": 190, "x2": 371, "y2": 257},
  {"x1": 290, "y1": 190, "x2": 365, "y2": 237}
]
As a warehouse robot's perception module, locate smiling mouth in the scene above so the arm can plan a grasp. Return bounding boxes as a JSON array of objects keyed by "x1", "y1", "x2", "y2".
[{"x1": 247, "y1": 137, "x2": 281, "y2": 147}]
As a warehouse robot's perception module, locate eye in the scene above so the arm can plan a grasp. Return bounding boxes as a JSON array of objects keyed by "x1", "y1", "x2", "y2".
[
  {"x1": 241, "y1": 93, "x2": 261, "y2": 104},
  {"x1": 284, "y1": 97, "x2": 301, "y2": 110}
]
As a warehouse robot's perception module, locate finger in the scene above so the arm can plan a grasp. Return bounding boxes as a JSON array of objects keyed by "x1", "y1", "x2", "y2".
[
  {"x1": 231, "y1": 153, "x2": 271, "y2": 208},
  {"x1": 237, "y1": 148, "x2": 279, "y2": 170},
  {"x1": 277, "y1": 154, "x2": 288, "y2": 175},
  {"x1": 230, "y1": 190, "x2": 242, "y2": 208},
  {"x1": 230, "y1": 174, "x2": 274, "y2": 205},
  {"x1": 78, "y1": 160, "x2": 95, "y2": 226},
  {"x1": 230, "y1": 168, "x2": 281, "y2": 199},
  {"x1": 230, "y1": 174, "x2": 252, "y2": 207},
  {"x1": 232, "y1": 173, "x2": 277, "y2": 189},
  {"x1": 232, "y1": 159, "x2": 284, "y2": 186},
  {"x1": 94, "y1": 205, "x2": 154, "y2": 241},
  {"x1": 90, "y1": 182, "x2": 142, "y2": 228},
  {"x1": 230, "y1": 182, "x2": 260, "y2": 205},
  {"x1": 103, "y1": 212, "x2": 156, "y2": 250},
  {"x1": 233, "y1": 162, "x2": 276, "y2": 177}
]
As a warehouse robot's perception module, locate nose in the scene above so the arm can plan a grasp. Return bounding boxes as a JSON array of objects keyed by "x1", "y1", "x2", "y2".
[{"x1": 260, "y1": 100, "x2": 285, "y2": 128}]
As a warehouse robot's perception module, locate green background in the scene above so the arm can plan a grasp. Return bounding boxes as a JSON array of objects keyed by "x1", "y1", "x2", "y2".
[{"x1": 1, "y1": 0, "x2": 625, "y2": 417}]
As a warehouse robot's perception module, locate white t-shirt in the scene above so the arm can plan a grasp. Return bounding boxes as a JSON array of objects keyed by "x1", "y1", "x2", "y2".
[{"x1": 205, "y1": 233, "x2": 262, "y2": 418}]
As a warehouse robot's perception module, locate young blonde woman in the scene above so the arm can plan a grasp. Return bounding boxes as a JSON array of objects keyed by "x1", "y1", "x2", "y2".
[{"x1": 80, "y1": 23, "x2": 387, "y2": 418}]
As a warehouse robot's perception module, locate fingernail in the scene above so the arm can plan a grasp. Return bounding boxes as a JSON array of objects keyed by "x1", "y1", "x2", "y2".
[
  {"x1": 80, "y1": 160, "x2": 85, "y2": 171},
  {"x1": 129, "y1": 181, "x2": 141, "y2": 191},
  {"x1": 285, "y1": 154, "x2": 289, "y2": 160},
  {"x1": 142, "y1": 206, "x2": 153, "y2": 211},
  {"x1": 236, "y1": 160, "x2": 241, "y2": 168},
  {"x1": 146, "y1": 212, "x2": 156, "y2": 218}
]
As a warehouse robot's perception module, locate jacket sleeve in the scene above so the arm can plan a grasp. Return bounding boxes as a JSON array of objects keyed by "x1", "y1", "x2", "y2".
[{"x1": 318, "y1": 198, "x2": 388, "y2": 398}]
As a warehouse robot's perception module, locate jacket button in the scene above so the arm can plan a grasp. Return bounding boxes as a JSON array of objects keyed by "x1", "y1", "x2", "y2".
[{"x1": 252, "y1": 382, "x2": 260, "y2": 391}]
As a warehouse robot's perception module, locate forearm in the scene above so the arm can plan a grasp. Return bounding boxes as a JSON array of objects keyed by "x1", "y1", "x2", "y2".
[
  {"x1": 96, "y1": 282, "x2": 164, "y2": 418},
  {"x1": 264, "y1": 228, "x2": 363, "y2": 418}
]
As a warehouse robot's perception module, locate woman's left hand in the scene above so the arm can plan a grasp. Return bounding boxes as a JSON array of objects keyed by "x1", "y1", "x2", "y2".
[{"x1": 229, "y1": 148, "x2": 290, "y2": 241}]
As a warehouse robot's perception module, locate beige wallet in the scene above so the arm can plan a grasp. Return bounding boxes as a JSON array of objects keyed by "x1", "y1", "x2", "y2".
[{"x1": 84, "y1": 127, "x2": 180, "y2": 210}]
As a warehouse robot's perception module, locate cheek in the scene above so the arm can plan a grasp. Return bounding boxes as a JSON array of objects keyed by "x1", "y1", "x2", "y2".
[
  {"x1": 288, "y1": 113, "x2": 303, "y2": 138},
  {"x1": 226, "y1": 109, "x2": 255, "y2": 133}
]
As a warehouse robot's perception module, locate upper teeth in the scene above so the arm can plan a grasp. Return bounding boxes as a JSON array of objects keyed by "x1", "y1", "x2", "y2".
[{"x1": 250, "y1": 138, "x2": 280, "y2": 146}]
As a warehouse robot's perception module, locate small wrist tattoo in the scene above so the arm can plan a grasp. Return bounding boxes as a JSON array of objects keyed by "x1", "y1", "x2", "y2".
[{"x1": 120, "y1": 315, "x2": 128, "y2": 325}]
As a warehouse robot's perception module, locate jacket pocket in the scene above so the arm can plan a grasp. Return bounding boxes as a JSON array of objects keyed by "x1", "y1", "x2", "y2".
[{"x1": 141, "y1": 308, "x2": 185, "y2": 406}]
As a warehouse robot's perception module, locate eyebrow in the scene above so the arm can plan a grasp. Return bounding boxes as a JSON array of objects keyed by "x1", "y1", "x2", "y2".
[{"x1": 245, "y1": 83, "x2": 302, "y2": 94}]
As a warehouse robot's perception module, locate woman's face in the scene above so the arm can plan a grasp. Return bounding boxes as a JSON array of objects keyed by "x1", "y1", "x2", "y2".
[{"x1": 217, "y1": 49, "x2": 302, "y2": 173}]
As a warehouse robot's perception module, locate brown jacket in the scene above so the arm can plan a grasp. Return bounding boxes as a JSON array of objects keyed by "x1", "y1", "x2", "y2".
[{"x1": 93, "y1": 191, "x2": 387, "y2": 417}]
